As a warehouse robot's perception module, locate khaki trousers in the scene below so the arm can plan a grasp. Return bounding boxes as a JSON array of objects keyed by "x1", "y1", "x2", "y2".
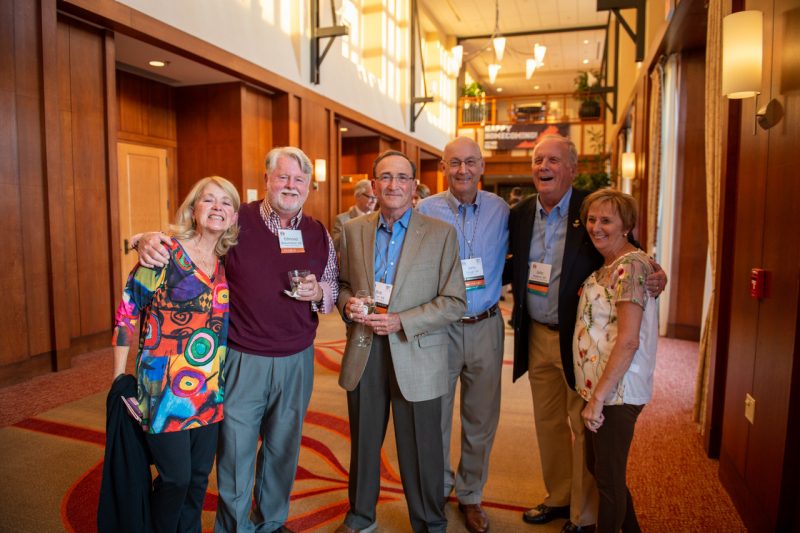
[{"x1": 528, "y1": 321, "x2": 598, "y2": 526}]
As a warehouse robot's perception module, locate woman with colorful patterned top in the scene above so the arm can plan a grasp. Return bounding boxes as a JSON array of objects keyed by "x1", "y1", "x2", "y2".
[
  {"x1": 112, "y1": 176, "x2": 240, "y2": 533},
  {"x1": 572, "y1": 189, "x2": 658, "y2": 533}
]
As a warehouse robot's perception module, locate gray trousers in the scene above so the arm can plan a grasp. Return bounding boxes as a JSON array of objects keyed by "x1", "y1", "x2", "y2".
[
  {"x1": 344, "y1": 335, "x2": 447, "y2": 533},
  {"x1": 214, "y1": 347, "x2": 314, "y2": 533},
  {"x1": 441, "y1": 311, "x2": 505, "y2": 505}
]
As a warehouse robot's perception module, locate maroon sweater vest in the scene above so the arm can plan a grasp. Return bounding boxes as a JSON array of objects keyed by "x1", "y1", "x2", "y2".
[{"x1": 226, "y1": 201, "x2": 328, "y2": 357}]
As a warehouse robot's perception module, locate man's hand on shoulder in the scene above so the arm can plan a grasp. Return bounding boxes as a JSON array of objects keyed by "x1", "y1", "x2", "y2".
[
  {"x1": 645, "y1": 258, "x2": 668, "y2": 298},
  {"x1": 133, "y1": 232, "x2": 172, "y2": 268}
]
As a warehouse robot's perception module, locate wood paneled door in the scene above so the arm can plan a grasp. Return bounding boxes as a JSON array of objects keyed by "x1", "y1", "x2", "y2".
[{"x1": 116, "y1": 142, "x2": 170, "y2": 288}]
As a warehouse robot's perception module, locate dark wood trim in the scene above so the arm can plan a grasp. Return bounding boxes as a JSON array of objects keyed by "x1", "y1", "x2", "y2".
[
  {"x1": 41, "y1": 0, "x2": 72, "y2": 371},
  {"x1": 116, "y1": 131, "x2": 177, "y2": 147},
  {"x1": 104, "y1": 29, "x2": 121, "y2": 331}
]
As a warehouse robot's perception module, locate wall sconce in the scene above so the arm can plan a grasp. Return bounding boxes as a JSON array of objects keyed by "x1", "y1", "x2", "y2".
[
  {"x1": 621, "y1": 152, "x2": 636, "y2": 180},
  {"x1": 313, "y1": 159, "x2": 327, "y2": 190},
  {"x1": 722, "y1": 10, "x2": 784, "y2": 132}
]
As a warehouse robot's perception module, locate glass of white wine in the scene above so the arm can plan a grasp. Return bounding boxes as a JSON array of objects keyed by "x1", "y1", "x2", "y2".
[
  {"x1": 287, "y1": 269, "x2": 310, "y2": 297},
  {"x1": 354, "y1": 290, "x2": 375, "y2": 347}
]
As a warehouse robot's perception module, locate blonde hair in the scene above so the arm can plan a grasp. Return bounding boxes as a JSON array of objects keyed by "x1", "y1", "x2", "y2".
[
  {"x1": 580, "y1": 188, "x2": 638, "y2": 233},
  {"x1": 170, "y1": 176, "x2": 241, "y2": 256}
]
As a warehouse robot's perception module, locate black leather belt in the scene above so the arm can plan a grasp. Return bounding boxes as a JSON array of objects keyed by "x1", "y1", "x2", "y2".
[
  {"x1": 533, "y1": 320, "x2": 559, "y2": 332},
  {"x1": 458, "y1": 304, "x2": 498, "y2": 324}
]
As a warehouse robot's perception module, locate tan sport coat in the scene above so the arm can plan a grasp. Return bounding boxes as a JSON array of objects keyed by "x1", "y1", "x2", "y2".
[
  {"x1": 336, "y1": 209, "x2": 467, "y2": 402},
  {"x1": 332, "y1": 205, "x2": 363, "y2": 253}
]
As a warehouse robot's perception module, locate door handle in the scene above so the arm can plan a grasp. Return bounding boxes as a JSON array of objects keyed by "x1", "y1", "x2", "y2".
[{"x1": 124, "y1": 239, "x2": 132, "y2": 254}]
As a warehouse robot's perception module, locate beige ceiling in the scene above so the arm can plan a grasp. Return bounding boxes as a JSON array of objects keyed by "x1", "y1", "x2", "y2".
[{"x1": 419, "y1": 0, "x2": 609, "y2": 97}]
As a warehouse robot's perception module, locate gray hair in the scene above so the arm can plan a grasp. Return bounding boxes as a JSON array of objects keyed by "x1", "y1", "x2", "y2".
[
  {"x1": 353, "y1": 178, "x2": 373, "y2": 197},
  {"x1": 264, "y1": 146, "x2": 313, "y2": 177}
]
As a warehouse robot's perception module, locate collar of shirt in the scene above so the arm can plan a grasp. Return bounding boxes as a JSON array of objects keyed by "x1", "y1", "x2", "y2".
[
  {"x1": 444, "y1": 189, "x2": 480, "y2": 215},
  {"x1": 378, "y1": 207, "x2": 412, "y2": 233},
  {"x1": 535, "y1": 187, "x2": 572, "y2": 221},
  {"x1": 260, "y1": 199, "x2": 303, "y2": 234}
]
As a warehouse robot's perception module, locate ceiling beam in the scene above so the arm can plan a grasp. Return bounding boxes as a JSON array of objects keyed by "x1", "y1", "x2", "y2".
[{"x1": 456, "y1": 24, "x2": 607, "y2": 43}]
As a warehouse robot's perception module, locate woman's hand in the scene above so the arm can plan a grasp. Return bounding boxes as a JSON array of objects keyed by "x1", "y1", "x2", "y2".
[{"x1": 582, "y1": 397, "x2": 605, "y2": 433}]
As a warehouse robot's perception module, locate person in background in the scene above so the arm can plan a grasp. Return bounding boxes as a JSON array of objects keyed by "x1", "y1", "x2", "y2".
[
  {"x1": 574, "y1": 189, "x2": 657, "y2": 533},
  {"x1": 135, "y1": 147, "x2": 339, "y2": 533},
  {"x1": 417, "y1": 137, "x2": 508, "y2": 533},
  {"x1": 412, "y1": 182, "x2": 431, "y2": 208},
  {"x1": 113, "y1": 176, "x2": 240, "y2": 533},
  {"x1": 507, "y1": 135, "x2": 666, "y2": 533},
  {"x1": 508, "y1": 186, "x2": 523, "y2": 207},
  {"x1": 332, "y1": 178, "x2": 377, "y2": 253},
  {"x1": 334, "y1": 150, "x2": 466, "y2": 533}
]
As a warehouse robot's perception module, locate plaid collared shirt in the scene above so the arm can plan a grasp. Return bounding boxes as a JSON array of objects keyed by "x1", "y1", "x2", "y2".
[{"x1": 260, "y1": 200, "x2": 339, "y2": 312}]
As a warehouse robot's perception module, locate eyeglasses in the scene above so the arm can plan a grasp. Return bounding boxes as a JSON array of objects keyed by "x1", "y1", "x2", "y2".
[
  {"x1": 359, "y1": 193, "x2": 377, "y2": 201},
  {"x1": 446, "y1": 158, "x2": 481, "y2": 170},
  {"x1": 375, "y1": 174, "x2": 414, "y2": 184}
]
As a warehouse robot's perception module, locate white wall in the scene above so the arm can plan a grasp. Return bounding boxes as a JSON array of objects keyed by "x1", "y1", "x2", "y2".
[{"x1": 117, "y1": 0, "x2": 453, "y2": 150}]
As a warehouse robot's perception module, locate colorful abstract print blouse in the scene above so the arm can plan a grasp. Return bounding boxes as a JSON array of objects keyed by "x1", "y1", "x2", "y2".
[
  {"x1": 112, "y1": 240, "x2": 229, "y2": 434},
  {"x1": 573, "y1": 250, "x2": 658, "y2": 406}
]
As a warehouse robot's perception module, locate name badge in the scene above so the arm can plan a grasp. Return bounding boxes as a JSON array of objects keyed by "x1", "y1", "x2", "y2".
[
  {"x1": 374, "y1": 281, "x2": 393, "y2": 314},
  {"x1": 278, "y1": 229, "x2": 305, "y2": 254},
  {"x1": 527, "y1": 262, "x2": 552, "y2": 296},
  {"x1": 461, "y1": 257, "x2": 486, "y2": 291}
]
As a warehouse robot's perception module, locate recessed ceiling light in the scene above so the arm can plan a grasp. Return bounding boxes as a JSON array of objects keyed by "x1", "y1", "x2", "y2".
[
  {"x1": 582, "y1": 58, "x2": 589, "y2": 64},
  {"x1": 149, "y1": 60, "x2": 169, "y2": 68},
  {"x1": 583, "y1": 39, "x2": 589, "y2": 44},
  {"x1": 534, "y1": 85, "x2": 540, "y2": 90},
  {"x1": 497, "y1": 87, "x2": 503, "y2": 92},
  {"x1": 340, "y1": 127, "x2": 349, "y2": 132}
]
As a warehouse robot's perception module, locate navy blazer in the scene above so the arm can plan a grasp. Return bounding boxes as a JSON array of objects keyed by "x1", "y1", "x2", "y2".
[{"x1": 507, "y1": 188, "x2": 604, "y2": 389}]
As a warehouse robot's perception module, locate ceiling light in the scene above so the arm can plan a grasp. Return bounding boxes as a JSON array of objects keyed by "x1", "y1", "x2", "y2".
[
  {"x1": 534, "y1": 85, "x2": 540, "y2": 90},
  {"x1": 488, "y1": 64, "x2": 501, "y2": 84},
  {"x1": 583, "y1": 39, "x2": 589, "y2": 44},
  {"x1": 526, "y1": 59, "x2": 537, "y2": 80},
  {"x1": 148, "y1": 60, "x2": 168, "y2": 68},
  {"x1": 340, "y1": 127, "x2": 349, "y2": 132},
  {"x1": 534, "y1": 43, "x2": 546, "y2": 64},
  {"x1": 492, "y1": 36, "x2": 506, "y2": 62},
  {"x1": 582, "y1": 58, "x2": 589, "y2": 64},
  {"x1": 497, "y1": 87, "x2": 503, "y2": 93}
]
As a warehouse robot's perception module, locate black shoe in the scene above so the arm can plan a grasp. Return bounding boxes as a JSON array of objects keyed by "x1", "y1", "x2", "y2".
[
  {"x1": 522, "y1": 503, "x2": 570, "y2": 524},
  {"x1": 560, "y1": 521, "x2": 596, "y2": 533}
]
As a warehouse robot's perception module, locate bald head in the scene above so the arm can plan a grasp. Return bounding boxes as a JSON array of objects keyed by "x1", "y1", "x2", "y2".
[{"x1": 440, "y1": 137, "x2": 485, "y2": 204}]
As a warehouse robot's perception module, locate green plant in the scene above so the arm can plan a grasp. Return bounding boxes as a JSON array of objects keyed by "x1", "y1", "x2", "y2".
[
  {"x1": 573, "y1": 127, "x2": 611, "y2": 191},
  {"x1": 573, "y1": 70, "x2": 602, "y2": 103},
  {"x1": 461, "y1": 81, "x2": 485, "y2": 97}
]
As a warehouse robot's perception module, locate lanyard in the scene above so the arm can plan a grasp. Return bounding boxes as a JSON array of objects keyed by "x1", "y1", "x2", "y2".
[{"x1": 453, "y1": 202, "x2": 480, "y2": 259}]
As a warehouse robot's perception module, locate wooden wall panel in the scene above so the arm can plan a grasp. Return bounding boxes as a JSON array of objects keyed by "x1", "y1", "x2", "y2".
[
  {"x1": 65, "y1": 22, "x2": 113, "y2": 336},
  {"x1": 0, "y1": 0, "x2": 37, "y2": 366},
  {"x1": 300, "y1": 97, "x2": 332, "y2": 226},
  {"x1": 117, "y1": 70, "x2": 176, "y2": 144},
  {"x1": 176, "y1": 83, "x2": 243, "y2": 200},
  {"x1": 241, "y1": 85, "x2": 273, "y2": 199}
]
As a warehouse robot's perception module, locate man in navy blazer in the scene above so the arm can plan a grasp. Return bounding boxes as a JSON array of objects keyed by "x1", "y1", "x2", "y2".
[{"x1": 507, "y1": 135, "x2": 666, "y2": 533}]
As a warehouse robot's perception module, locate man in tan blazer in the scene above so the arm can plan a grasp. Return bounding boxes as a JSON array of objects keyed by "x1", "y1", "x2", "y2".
[{"x1": 334, "y1": 150, "x2": 467, "y2": 533}]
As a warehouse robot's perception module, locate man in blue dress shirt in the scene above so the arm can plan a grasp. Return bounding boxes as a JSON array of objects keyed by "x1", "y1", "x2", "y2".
[{"x1": 418, "y1": 137, "x2": 509, "y2": 533}]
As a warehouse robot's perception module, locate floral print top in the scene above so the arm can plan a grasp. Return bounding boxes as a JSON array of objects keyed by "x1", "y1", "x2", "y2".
[
  {"x1": 112, "y1": 240, "x2": 229, "y2": 434},
  {"x1": 573, "y1": 250, "x2": 658, "y2": 406}
]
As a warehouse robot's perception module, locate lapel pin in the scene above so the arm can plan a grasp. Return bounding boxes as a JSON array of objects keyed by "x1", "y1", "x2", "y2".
[{"x1": 572, "y1": 219, "x2": 581, "y2": 228}]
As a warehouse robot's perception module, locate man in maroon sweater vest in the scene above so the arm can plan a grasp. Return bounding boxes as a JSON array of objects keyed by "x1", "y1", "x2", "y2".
[{"x1": 136, "y1": 147, "x2": 339, "y2": 533}]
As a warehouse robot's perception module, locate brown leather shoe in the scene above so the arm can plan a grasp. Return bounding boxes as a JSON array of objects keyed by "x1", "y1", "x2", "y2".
[{"x1": 459, "y1": 503, "x2": 490, "y2": 533}]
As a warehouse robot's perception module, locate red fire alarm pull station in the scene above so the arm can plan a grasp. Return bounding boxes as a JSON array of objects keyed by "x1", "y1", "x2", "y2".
[{"x1": 750, "y1": 268, "x2": 767, "y2": 299}]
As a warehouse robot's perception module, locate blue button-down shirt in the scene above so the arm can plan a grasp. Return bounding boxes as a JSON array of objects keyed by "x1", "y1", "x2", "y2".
[
  {"x1": 418, "y1": 189, "x2": 509, "y2": 315},
  {"x1": 526, "y1": 188, "x2": 572, "y2": 324},
  {"x1": 374, "y1": 207, "x2": 412, "y2": 285}
]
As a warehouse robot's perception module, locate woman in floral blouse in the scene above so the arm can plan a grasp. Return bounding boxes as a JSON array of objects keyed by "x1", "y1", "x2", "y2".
[
  {"x1": 573, "y1": 189, "x2": 658, "y2": 533},
  {"x1": 112, "y1": 176, "x2": 239, "y2": 532}
]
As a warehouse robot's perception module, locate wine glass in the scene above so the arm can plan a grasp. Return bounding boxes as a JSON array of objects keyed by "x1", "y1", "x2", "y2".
[
  {"x1": 287, "y1": 269, "x2": 310, "y2": 297},
  {"x1": 354, "y1": 290, "x2": 374, "y2": 347}
]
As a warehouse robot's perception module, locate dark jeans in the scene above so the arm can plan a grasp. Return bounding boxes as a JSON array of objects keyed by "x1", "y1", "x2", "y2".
[
  {"x1": 145, "y1": 422, "x2": 219, "y2": 533},
  {"x1": 585, "y1": 403, "x2": 644, "y2": 533}
]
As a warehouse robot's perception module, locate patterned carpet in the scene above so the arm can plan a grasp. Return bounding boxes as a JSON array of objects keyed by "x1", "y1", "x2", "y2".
[{"x1": 0, "y1": 305, "x2": 746, "y2": 532}]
